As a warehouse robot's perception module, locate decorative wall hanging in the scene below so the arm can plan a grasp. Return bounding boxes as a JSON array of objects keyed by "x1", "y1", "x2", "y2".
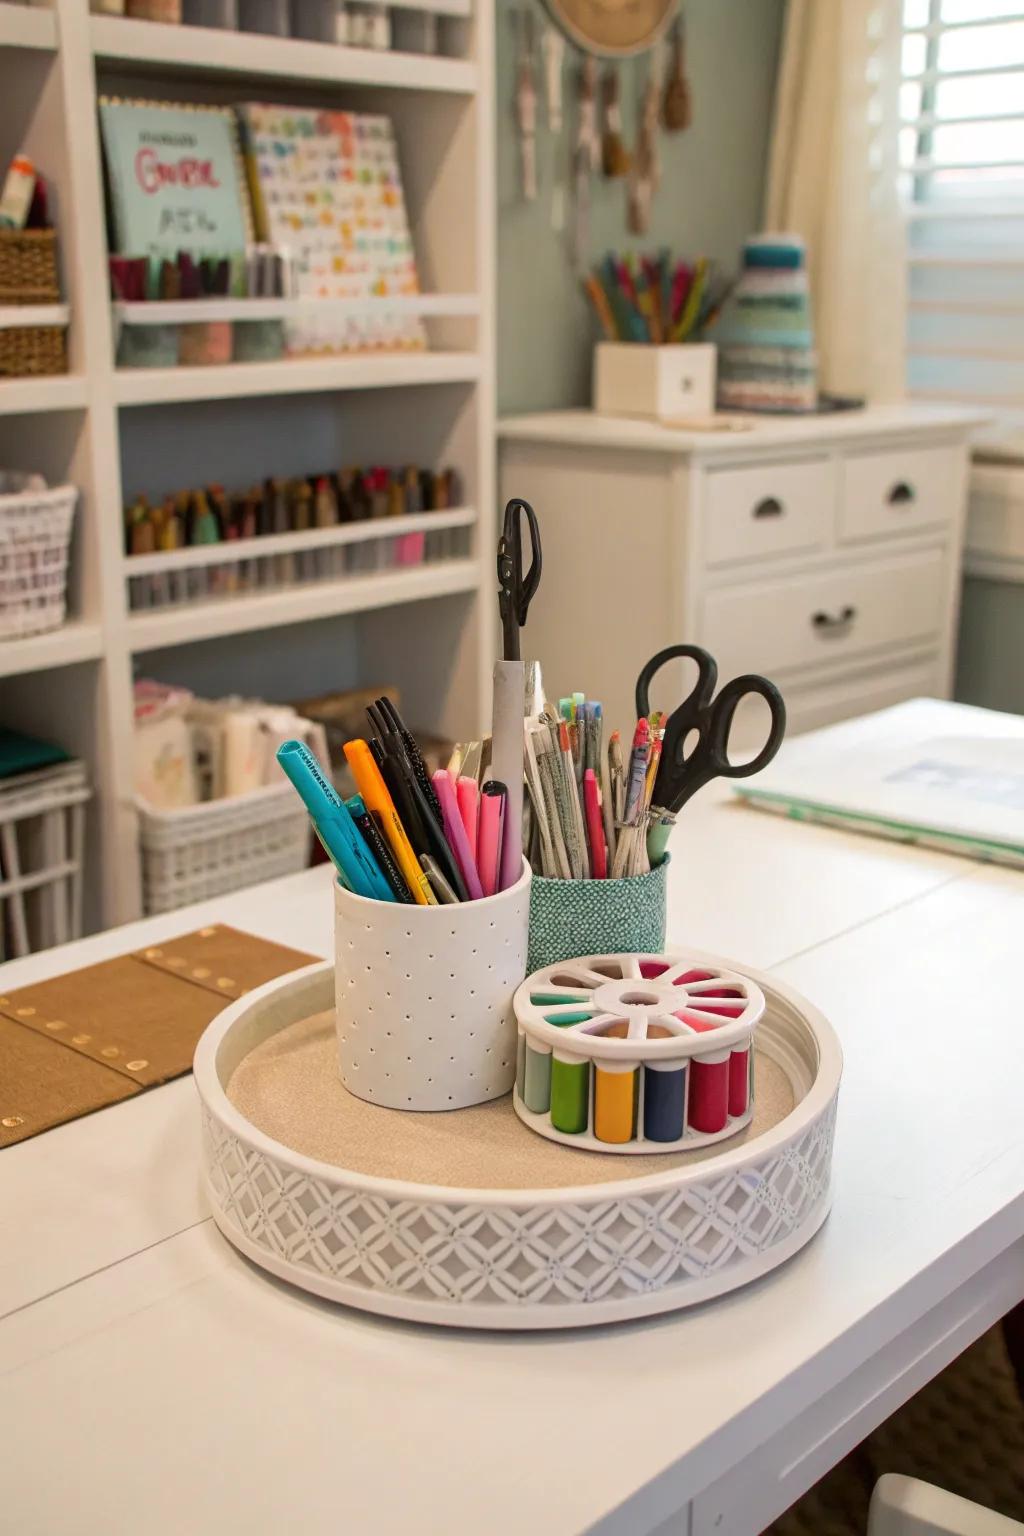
[{"x1": 543, "y1": 0, "x2": 678, "y2": 59}]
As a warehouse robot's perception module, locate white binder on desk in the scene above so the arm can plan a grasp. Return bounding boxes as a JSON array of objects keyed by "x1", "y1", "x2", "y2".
[{"x1": 733, "y1": 698, "x2": 1024, "y2": 868}]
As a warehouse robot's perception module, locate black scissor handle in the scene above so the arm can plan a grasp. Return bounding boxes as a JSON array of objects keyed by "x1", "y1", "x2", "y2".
[
  {"x1": 497, "y1": 498, "x2": 542, "y2": 661},
  {"x1": 634, "y1": 642, "x2": 717, "y2": 722},
  {"x1": 704, "y1": 674, "x2": 787, "y2": 778}
]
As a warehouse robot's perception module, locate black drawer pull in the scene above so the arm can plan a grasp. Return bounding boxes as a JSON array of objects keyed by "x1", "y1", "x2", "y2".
[
  {"x1": 753, "y1": 496, "x2": 784, "y2": 519},
  {"x1": 887, "y1": 481, "x2": 915, "y2": 506},
  {"x1": 812, "y1": 605, "x2": 856, "y2": 635}
]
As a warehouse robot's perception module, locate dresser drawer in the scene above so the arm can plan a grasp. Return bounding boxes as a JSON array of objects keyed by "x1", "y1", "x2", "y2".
[
  {"x1": 703, "y1": 458, "x2": 832, "y2": 566},
  {"x1": 702, "y1": 550, "x2": 946, "y2": 678},
  {"x1": 839, "y1": 445, "x2": 959, "y2": 543}
]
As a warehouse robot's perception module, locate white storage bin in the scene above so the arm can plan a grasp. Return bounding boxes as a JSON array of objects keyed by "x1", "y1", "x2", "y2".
[
  {"x1": 334, "y1": 859, "x2": 531, "y2": 1111},
  {"x1": 0, "y1": 761, "x2": 90, "y2": 957},
  {"x1": 0, "y1": 477, "x2": 77, "y2": 640},
  {"x1": 137, "y1": 781, "x2": 309, "y2": 914}
]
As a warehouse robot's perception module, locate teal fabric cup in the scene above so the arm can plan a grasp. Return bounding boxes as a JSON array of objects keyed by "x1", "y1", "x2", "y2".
[{"x1": 527, "y1": 857, "x2": 669, "y2": 974}]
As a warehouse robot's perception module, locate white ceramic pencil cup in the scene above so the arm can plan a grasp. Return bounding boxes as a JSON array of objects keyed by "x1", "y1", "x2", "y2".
[{"x1": 334, "y1": 861, "x2": 532, "y2": 1111}]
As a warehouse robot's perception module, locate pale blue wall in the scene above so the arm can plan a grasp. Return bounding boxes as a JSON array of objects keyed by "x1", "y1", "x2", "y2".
[{"x1": 495, "y1": 0, "x2": 786, "y2": 413}]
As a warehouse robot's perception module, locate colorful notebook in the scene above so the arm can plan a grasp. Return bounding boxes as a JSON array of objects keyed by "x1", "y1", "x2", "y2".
[
  {"x1": 238, "y1": 103, "x2": 425, "y2": 354},
  {"x1": 98, "y1": 97, "x2": 252, "y2": 263}
]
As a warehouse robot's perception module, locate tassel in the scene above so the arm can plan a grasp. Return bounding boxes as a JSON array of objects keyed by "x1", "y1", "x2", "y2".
[
  {"x1": 628, "y1": 67, "x2": 660, "y2": 236},
  {"x1": 601, "y1": 66, "x2": 631, "y2": 179},
  {"x1": 573, "y1": 56, "x2": 599, "y2": 269},
  {"x1": 662, "y1": 14, "x2": 692, "y2": 133}
]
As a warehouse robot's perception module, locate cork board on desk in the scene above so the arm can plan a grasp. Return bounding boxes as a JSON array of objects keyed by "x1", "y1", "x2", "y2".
[{"x1": 0, "y1": 924, "x2": 317, "y2": 1148}]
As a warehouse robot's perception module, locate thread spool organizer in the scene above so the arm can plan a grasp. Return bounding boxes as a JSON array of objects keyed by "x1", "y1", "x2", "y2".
[{"x1": 514, "y1": 952, "x2": 764, "y2": 1153}]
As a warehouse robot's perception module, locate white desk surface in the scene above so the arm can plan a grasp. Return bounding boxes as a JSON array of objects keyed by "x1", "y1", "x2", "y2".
[
  {"x1": 498, "y1": 403, "x2": 988, "y2": 458},
  {"x1": 3, "y1": 742, "x2": 1023, "y2": 1536}
]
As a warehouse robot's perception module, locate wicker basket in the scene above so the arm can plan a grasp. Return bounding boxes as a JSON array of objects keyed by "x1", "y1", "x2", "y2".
[
  {"x1": 0, "y1": 477, "x2": 78, "y2": 640},
  {"x1": 0, "y1": 323, "x2": 67, "y2": 377},
  {"x1": 125, "y1": 0, "x2": 182, "y2": 18},
  {"x1": 0, "y1": 230, "x2": 59, "y2": 301},
  {"x1": 137, "y1": 782, "x2": 309, "y2": 914},
  {"x1": 0, "y1": 230, "x2": 68, "y2": 377}
]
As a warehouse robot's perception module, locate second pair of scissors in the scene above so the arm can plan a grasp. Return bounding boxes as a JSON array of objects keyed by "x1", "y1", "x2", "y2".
[{"x1": 635, "y1": 643, "x2": 786, "y2": 858}]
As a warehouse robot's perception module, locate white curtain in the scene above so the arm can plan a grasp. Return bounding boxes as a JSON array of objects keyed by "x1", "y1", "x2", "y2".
[{"x1": 764, "y1": 0, "x2": 906, "y2": 402}]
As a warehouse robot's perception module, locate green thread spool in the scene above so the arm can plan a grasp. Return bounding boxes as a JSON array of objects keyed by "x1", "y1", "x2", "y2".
[
  {"x1": 523, "y1": 1045, "x2": 552, "y2": 1112},
  {"x1": 523, "y1": 1006, "x2": 595, "y2": 1117},
  {"x1": 550, "y1": 1056, "x2": 590, "y2": 1133}
]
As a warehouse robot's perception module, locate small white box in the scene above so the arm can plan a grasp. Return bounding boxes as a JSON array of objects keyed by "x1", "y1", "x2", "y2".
[{"x1": 593, "y1": 341, "x2": 717, "y2": 421}]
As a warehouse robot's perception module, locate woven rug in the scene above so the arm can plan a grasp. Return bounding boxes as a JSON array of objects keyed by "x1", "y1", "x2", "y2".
[{"x1": 768, "y1": 1324, "x2": 1024, "y2": 1535}]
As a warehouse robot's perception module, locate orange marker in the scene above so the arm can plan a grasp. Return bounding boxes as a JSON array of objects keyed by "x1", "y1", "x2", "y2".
[{"x1": 343, "y1": 739, "x2": 434, "y2": 905}]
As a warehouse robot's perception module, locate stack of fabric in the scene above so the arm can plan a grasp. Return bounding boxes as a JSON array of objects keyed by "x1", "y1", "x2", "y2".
[{"x1": 716, "y1": 233, "x2": 818, "y2": 413}]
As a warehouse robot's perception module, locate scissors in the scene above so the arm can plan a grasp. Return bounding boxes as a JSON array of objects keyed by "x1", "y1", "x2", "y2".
[
  {"x1": 635, "y1": 643, "x2": 786, "y2": 818},
  {"x1": 496, "y1": 498, "x2": 542, "y2": 662}
]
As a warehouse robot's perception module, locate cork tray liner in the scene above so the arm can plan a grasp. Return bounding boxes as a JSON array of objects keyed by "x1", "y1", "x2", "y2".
[{"x1": 227, "y1": 1009, "x2": 797, "y2": 1189}]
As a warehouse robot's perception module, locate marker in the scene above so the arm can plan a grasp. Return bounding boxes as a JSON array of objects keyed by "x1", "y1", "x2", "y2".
[
  {"x1": 583, "y1": 769, "x2": 607, "y2": 878},
  {"x1": 456, "y1": 775, "x2": 479, "y2": 861},
  {"x1": 276, "y1": 740, "x2": 394, "y2": 901},
  {"x1": 344, "y1": 738, "x2": 435, "y2": 905},
  {"x1": 432, "y1": 770, "x2": 483, "y2": 900},
  {"x1": 478, "y1": 780, "x2": 507, "y2": 898}
]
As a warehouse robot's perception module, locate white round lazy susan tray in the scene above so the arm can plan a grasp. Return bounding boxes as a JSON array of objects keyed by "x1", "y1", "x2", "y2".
[{"x1": 194, "y1": 954, "x2": 842, "y2": 1330}]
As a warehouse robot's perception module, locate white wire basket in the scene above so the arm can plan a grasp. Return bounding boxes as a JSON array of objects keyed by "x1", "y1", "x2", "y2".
[
  {"x1": 137, "y1": 781, "x2": 309, "y2": 914},
  {"x1": 0, "y1": 476, "x2": 78, "y2": 640},
  {"x1": 0, "y1": 761, "x2": 90, "y2": 958}
]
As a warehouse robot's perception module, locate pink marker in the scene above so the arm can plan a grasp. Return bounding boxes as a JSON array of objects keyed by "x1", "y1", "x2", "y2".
[
  {"x1": 431, "y1": 769, "x2": 483, "y2": 900},
  {"x1": 477, "y1": 780, "x2": 506, "y2": 899},
  {"x1": 456, "y1": 775, "x2": 479, "y2": 862}
]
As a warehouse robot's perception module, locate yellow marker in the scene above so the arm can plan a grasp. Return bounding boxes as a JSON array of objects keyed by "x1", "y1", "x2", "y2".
[{"x1": 343, "y1": 739, "x2": 435, "y2": 906}]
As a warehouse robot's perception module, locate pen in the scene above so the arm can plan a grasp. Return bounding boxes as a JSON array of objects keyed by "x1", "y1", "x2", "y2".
[
  {"x1": 420, "y1": 853, "x2": 459, "y2": 904},
  {"x1": 346, "y1": 792, "x2": 413, "y2": 903},
  {"x1": 277, "y1": 740, "x2": 394, "y2": 901},
  {"x1": 343, "y1": 738, "x2": 435, "y2": 905},
  {"x1": 368, "y1": 704, "x2": 469, "y2": 901},
  {"x1": 478, "y1": 780, "x2": 507, "y2": 898},
  {"x1": 622, "y1": 717, "x2": 651, "y2": 826}
]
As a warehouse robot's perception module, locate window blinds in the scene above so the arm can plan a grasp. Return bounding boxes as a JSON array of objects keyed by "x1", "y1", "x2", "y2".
[{"x1": 901, "y1": 1, "x2": 1024, "y2": 438}]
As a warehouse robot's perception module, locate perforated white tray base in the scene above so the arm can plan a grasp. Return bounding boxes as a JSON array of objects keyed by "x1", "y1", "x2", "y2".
[{"x1": 194, "y1": 956, "x2": 842, "y2": 1330}]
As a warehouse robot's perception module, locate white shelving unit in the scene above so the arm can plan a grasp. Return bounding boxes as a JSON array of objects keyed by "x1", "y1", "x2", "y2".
[{"x1": 0, "y1": 0, "x2": 495, "y2": 931}]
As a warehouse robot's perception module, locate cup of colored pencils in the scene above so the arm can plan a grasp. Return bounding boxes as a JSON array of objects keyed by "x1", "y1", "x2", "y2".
[
  {"x1": 583, "y1": 251, "x2": 735, "y2": 346},
  {"x1": 586, "y1": 252, "x2": 736, "y2": 421},
  {"x1": 523, "y1": 694, "x2": 669, "y2": 973}
]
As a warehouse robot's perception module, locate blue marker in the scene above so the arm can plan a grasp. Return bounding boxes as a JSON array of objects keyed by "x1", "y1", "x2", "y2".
[{"x1": 276, "y1": 740, "x2": 394, "y2": 902}]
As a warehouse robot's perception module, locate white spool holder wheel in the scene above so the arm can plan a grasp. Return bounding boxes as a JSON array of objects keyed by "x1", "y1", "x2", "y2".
[{"x1": 513, "y1": 951, "x2": 765, "y2": 1153}]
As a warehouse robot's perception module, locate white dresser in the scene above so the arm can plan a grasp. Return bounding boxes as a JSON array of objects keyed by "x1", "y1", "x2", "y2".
[{"x1": 499, "y1": 405, "x2": 984, "y2": 739}]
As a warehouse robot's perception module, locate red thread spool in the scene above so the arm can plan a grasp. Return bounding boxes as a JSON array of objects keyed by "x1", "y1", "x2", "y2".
[
  {"x1": 728, "y1": 1047, "x2": 750, "y2": 1117},
  {"x1": 678, "y1": 1012, "x2": 730, "y2": 1133},
  {"x1": 688, "y1": 1049, "x2": 730, "y2": 1133}
]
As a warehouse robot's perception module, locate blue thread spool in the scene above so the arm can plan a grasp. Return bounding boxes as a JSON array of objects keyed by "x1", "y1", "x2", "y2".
[{"x1": 643, "y1": 1062, "x2": 687, "y2": 1142}]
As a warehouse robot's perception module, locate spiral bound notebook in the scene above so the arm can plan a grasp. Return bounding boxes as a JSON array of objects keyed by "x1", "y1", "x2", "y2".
[{"x1": 733, "y1": 698, "x2": 1024, "y2": 868}]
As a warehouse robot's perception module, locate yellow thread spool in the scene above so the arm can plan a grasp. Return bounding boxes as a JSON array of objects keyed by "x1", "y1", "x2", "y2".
[{"x1": 593, "y1": 1067, "x2": 636, "y2": 1143}]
